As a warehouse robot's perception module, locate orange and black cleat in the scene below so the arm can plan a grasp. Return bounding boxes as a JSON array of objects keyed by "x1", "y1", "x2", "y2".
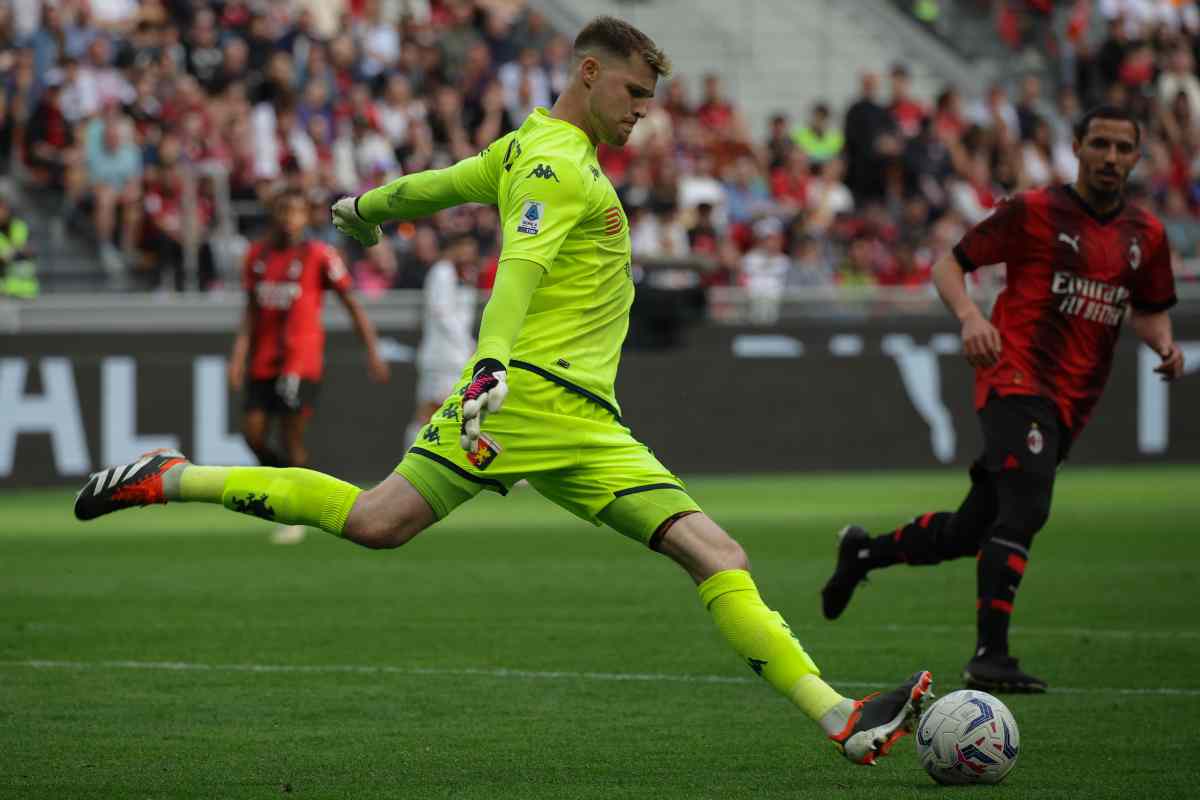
[
  {"x1": 830, "y1": 670, "x2": 934, "y2": 766},
  {"x1": 74, "y1": 449, "x2": 190, "y2": 521}
]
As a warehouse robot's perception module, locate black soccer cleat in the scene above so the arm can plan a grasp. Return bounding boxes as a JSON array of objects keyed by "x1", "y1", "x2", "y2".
[
  {"x1": 830, "y1": 670, "x2": 934, "y2": 765},
  {"x1": 821, "y1": 525, "x2": 870, "y2": 620},
  {"x1": 74, "y1": 448, "x2": 190, "y2": 521},
  {"x1": 963, "y1": 654, "x2": 1048, "y2": 693}
]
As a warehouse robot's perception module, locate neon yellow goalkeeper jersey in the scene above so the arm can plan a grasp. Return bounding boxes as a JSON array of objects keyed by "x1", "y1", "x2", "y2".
[{"x1": 451, "y1": 108, "x2": 634, "y2": 416}]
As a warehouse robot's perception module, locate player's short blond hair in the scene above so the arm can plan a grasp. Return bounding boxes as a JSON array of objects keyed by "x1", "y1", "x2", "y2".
[{"x1": 573, "y1": 16, "x2": 672, "y2": 78}]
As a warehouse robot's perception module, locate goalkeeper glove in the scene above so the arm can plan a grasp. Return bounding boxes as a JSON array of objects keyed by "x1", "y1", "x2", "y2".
[
  {"x1": 460, "y1": 358, "x2": 508, "y2": 452},
  {"x1": 331, "y1": 196, "x2": 382, "y2": 247}
]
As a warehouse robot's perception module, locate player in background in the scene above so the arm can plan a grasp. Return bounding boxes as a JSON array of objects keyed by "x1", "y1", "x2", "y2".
[
  {"x1": 406, "y1": 232, "x2": 480, "y2": 449},
  {"x1": 228, "y1": 192, "x2": 390, "y2": 543},
  {"x1": 75, "y1": 17, "x2": 932, "y2": 766},
  {"x1": 821, "y1": 106, "x2": 1184, "y2": 692}
]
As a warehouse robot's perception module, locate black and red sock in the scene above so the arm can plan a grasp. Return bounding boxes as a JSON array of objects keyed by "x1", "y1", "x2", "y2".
[
  {"x1": 863, "y1": 511, "x2": 955, "y2": 568},
  {"x1": 974, "y1": 537, "x2": 1029, "y2": 658}
]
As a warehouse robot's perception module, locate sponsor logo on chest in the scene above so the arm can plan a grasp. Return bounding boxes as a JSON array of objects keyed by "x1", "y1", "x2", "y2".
[
  {"x1": 1051, "y1": 271, "x2": 1130, "y2": 327},
  {"x1": 255, "y1": 281, "x2": 302, "y2": 310}
]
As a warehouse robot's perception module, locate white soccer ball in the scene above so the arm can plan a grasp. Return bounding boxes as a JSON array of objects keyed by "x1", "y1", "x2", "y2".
[{"x1": 914, "y1": 690, "x2": 1020, "y2": 785}]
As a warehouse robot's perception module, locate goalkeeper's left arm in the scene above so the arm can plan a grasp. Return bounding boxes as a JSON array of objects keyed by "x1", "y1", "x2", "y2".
[{"x1": 332, "y1": 153, "x2": 500, "y2": 247}]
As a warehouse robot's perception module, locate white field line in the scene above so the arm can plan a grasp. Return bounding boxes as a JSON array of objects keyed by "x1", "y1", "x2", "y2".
[{"x1": 4, "y1": 659, "x2": 1199, "y2": 697}]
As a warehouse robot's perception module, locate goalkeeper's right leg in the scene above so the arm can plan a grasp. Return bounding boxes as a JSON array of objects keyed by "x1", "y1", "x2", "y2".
[{"x1": 74, "y1": 451, "x2": 435, "y2": 548}]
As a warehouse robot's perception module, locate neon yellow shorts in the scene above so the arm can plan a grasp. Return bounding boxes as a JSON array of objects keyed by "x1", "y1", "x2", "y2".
[{"x1": 394, "y1": 365, "x2": 701, "y2": 545}]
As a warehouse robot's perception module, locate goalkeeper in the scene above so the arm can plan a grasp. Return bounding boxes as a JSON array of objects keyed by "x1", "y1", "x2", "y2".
[{"x1": 73, "y1": 16, "x2": 931, "y2": 766}]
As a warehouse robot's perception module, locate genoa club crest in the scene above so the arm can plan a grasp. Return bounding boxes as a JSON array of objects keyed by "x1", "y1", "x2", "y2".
[
  {"x1": 1026, "y1": 423, "x2": 1044, "y2": 455},
  {"x1": 468, "y1": 433, "x2": 502, "y2": 470}
]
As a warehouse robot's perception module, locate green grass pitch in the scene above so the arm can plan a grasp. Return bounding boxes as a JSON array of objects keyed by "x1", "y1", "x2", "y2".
[{"x1": 3, "y1": 467, "x2": 1198, "y2": 799}]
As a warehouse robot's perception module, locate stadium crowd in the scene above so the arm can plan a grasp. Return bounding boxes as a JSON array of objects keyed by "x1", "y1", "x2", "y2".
[{"x1": 1, "y1": 0, "x2": 1199, "y2": 297}]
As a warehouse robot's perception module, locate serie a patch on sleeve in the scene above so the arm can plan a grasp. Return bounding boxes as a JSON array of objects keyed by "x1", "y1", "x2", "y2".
[{"x1": 517, "y1": 200, "x2": 544, "y2": 235}]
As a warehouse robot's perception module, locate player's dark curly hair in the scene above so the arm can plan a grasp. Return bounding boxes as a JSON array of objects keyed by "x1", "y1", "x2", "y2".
[
  {"x1": 1074, "y1": 105, "x2": 1141, "y2": 145},
  {"x1": 573, "y1": 16, "x2": 672, "y2": 78}
]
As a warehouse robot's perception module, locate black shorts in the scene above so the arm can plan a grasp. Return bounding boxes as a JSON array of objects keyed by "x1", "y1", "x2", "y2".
[
  {"x1": 974, "y1": 392, "x2": 1072, "y2": 482},
  {"x1": 243, "y1": 379, "x2": 321, "y2": 415}
]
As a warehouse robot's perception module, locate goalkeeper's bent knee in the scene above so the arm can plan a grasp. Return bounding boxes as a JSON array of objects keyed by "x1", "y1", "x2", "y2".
[{"x1": 220, "y1": 466, "x2": 360, "y2": 536}]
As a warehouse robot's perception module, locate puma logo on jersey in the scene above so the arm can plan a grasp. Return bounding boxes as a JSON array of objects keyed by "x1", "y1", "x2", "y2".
[
  {"x1": 1058, "y1": 232, "x2": 1081, "y2": 253},
  {"x1": 527, "y1": 163, "x2": 560, "y2": 182}
]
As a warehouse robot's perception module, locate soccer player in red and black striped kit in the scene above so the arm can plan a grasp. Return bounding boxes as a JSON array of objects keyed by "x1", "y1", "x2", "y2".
[
  {"x1": 821, "y1": 106, "x2": 1186, "y2": 693},
  {"x1": 228, "y1": 193, "x2": 390, "y2": 532}
]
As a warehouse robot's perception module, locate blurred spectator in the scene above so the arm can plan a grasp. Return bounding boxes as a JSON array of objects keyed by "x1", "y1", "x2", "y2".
[
  {"x1": 967, "y1": 83, "x2": 1019, "y2": 146},
  {"x1": 844, "y1": 72, "x2": 900, "y2": 203},
  {"x1": 498, "y1": 47, "x2": 550, "y2": 118},
  {"x1": 0, "y1": 192, "x2": 37, "y2": 298},
  {"x1": 687, "y1": 202, "x2": 720, "y2": 256},
  {"x1": 638, "y1": 204, "x2": 691, "y2": 259},
  {"x1": 765, "y1": 113, "x2": 794, "y2": 171},
  {"x1": 792, "y1": 102, "x2": 843, "y2": 165},
  {"x1": 356, "y1": 0, "x2": 401, "y2": 80},
  {"x1": 1158, "y1": 44, "x2": 1200, "y2": 119},
  {"x1": 836, "y1": 236, "x2": 880, "y2": 287},
  {"x1": 741, "y1": 217, "x2": 791, "y2": 323},
  {"x1": 84, "y1": 107, "x2": 143, "y2": 274},
  {"x1": 1014, "y1": 74, "x2": 1049, "y2": 142},
  {"x1": 889, "y1": 64, "x2": 926, "y2": 140},
  {"x1": 785, "y1": 234, "x2": 832, "y2": 288},
  {"x1": 721, "y1": 156, "x2": 773, "y2": 227},
  {"x1": 1162, "y1": 187, "x2": 1200, "y2": 258},
  {"x1": 140, "y1": 134, "x2": 216, "y2": 290},
  {"x1": 185, "y1": 9, "x2": 225, "y2": 91},
  {"x1": 392, "y1": 224, "x2": 439, "y2": 290},
  {"x1": 877, "y1": 239, "x2": 931, "y2": 288},
  {"x1": 770, "y1": 148, "x2": 809, "y2": 211},
  {"x1": 949, "y1": 155, "x2": 997, "y2": 225},
  {"x1": 25, "y1": 73, "x2": 84, "y2": 200},
  {"x1": 697, "y1": 73, "x2": 736, "y2": 130},
  {"x1": 805, "y1": 156, "x2": 854, "y2": 234},
  {"x1": 678, "y1": 152, "x2": 727, "y2": 221}
]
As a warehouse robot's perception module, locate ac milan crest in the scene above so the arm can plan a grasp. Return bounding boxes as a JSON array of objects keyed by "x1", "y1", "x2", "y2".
[
  {"x1": 1128, "y1": 237, "x2": 1141, "y2": 271},
  {"x1": 1026, "y1": 423, "x2": 1044, "y2": 455}
]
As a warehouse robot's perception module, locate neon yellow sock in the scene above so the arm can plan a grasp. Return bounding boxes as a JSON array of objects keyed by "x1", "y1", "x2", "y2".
[
  {"x1": 698, "y1": 569, "x2": 845, "y2": 722},
  {"x1": 174, "y1": 465, "x2": 360, "y2": 537}
]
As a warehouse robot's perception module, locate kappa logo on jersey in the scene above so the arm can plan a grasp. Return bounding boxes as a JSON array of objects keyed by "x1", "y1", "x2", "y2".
[
  {"x1": 603, "y1": 206, "x2": 623, "y2": 236},
  {"x1": 527, "y1": 163, "x2": 560, "y2": 182},
  {"x1": 1026, "y1": 423, "x2": 1044, "y2": 455},
  {"x1": 467, "y1": 433, "x2": 502, "y2": 470},
  {"x1": 229, "y1": 493, "x2": 275, "y2": 521},
  {"x1": 1128, "y1": 237, "x2": 1142, "y2": 271},
  {"x1": 517, "y1": 201, "x2": 544, "y2": 235},
  {"x1": 588, "y1": 165, "x2": 600, "y2": 181},
  {"x1": 1057, "y1": 232, "x2": 1081, "y2": 254},
  {"x1": 421, "y1": 425, "x2": 442, "y2": 447}
]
